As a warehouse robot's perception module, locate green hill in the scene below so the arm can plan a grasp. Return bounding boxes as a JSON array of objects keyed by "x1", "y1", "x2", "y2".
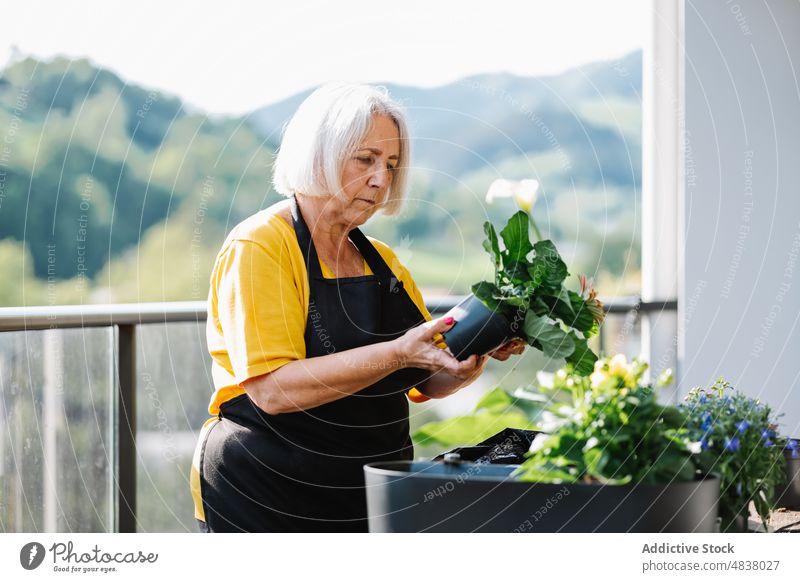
[
  {"x1": 0, "y1": 51, "x2": 642, "y2": 305},
  {"x1": 0, "y1": 56, "x2": 278, "y2": 303}
]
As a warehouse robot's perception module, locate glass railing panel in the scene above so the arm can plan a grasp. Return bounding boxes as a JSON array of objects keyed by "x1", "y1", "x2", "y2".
[
  {"x1": 0, "y1": 328, "x2": 114, "y2": 532},
  {"x1": 135, "y1": 321, "x2": 212, "y2": 532}
]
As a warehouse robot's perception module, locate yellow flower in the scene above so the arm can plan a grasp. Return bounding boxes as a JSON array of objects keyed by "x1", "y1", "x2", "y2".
[
  {"x1": 485, "y1": 179, "x2": 540, "y2": 212},
  {"x1": 608, "y1": 354, "x2": 629, "y2": 378},
  {"x1": 590, "y1": 370, "x2": 609, "y2": 388},
  {"x1": 657, "y1": 368, "x2": 674, "y2": 387}
]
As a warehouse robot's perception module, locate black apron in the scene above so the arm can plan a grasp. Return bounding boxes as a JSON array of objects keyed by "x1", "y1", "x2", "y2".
[{"x1": 198, "y1": 198, "x2": 429, "y2": 532}]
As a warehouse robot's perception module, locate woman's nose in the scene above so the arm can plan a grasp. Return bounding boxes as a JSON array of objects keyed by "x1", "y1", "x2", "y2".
[{"x1": 367, "y1": 165, "x2": 391, "y2": 189}]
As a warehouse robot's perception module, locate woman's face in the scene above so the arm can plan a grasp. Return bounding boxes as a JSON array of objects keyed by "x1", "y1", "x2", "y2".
[{"x1": 338, "y1": 114, "x2": 400, "y2": 226}]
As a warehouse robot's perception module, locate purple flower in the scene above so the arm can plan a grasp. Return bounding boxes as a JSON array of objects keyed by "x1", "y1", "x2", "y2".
[
  {"x1": 700, "y1": 412, "x2": 713, "y2": 432},
  {"x1": 764, "y1": 439, "x2": 774, "y2": 448},
  {"x1": 699, "y1": 394, "x2": 708, "y2": 404},
  {"x1": 787, "y1": 439, "x2": 800, "y2": 459},
  {"x1": 700, "y1": 437, "x2": 711, "y2": 451},
  {"x1": 736, "y1": 420, "x2": 750, "y2": 433},
  {"x1": 724, "y1": 436, "x2": 740, "y2": 452},
  {"x1": 761, "y1": 428, "x2": 774, "y2": 440}
]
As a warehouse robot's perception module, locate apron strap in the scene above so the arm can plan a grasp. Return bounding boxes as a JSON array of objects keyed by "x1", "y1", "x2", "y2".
[
  {"x1": 290, "y1": 195, "x2": 324, "y2": 279},
  {"x1": 347, "y1": 228, "x2": 394, "y2": 280},
  {"x1": 290, "y1": 195, "x2": 399, "y2": 287}
]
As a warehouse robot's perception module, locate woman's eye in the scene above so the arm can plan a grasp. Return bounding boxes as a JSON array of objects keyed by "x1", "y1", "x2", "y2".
[{"x1": 354, "y1": 155, "x2": 396, "y2": 173}]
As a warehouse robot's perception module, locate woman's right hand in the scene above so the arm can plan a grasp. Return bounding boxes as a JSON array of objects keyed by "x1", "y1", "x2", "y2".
[{"x1": 393, "y1": 316, "x2": 480, "y2": 380}]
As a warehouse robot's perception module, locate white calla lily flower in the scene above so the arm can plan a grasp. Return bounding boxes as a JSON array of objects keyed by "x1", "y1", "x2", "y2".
[
  {"x1": 485, "y1": 179, "x2": 515, "y2": 204},
  {"x1": 512, "y1": 179, "x2": 540, "y2": 212},
  {"x1": 485, "y1": 178, "x2": 540, "y2": 212}
]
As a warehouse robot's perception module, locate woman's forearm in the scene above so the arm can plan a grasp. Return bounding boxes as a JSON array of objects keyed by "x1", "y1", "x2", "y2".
[
  {"x1": 244, "y1": 317, "x2": 487, "y2": 414},
  {"x1": 243, "y1": 340, "x2": 406, "y2": 414}
]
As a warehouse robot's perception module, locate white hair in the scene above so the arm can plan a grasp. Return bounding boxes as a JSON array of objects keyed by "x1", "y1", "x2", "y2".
[{"x1": 272, "y1": 82, "x2": 411, "y2": 216}]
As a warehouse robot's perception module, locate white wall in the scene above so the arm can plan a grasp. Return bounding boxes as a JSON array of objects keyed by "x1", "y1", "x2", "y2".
[{"x1": 682, "y1": 0, "x2": 800, "y2": 435}]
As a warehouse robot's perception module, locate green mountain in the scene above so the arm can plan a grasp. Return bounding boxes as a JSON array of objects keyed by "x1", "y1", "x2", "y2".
[
  {"x1": 0, "y1": 56, "x2": 276, "y2": 289},
  {"x1": 0, "y1": 51, "x2": 642, "y2": 305},
  {"x1": 251, "y1": 51, "x2": 642, "y2": 189}
]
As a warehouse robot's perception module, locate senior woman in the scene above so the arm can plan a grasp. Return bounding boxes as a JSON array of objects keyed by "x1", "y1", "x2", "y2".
[{"x1": 190, "y1": 83, "x2": 524, "y2": 532}]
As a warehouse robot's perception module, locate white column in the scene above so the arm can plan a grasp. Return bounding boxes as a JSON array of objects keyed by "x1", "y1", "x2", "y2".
[
  {"x1": 641, "y1": 0, "x2": 683, "y2": 401},
  {"x1": 682, "y1": 0, "x2": 800, "y2": 432}
]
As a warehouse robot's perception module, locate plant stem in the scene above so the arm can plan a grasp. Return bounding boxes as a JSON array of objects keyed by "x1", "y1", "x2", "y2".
[{"x1": 529, "y1": 213, "x2": 543, "y2": 241}]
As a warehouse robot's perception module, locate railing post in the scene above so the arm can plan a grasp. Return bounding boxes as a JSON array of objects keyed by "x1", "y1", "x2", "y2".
[
  {"x1": 43, "y1": 329, "x2": 64, "y2": 531},
  {"x1": 116, "y1": 324, "x2": 137, "y2": 532}
]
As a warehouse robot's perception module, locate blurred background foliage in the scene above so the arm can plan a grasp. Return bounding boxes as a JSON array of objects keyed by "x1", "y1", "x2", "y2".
[{"x1": 0, "y1": 51, "x2": 641, "y2": 305}]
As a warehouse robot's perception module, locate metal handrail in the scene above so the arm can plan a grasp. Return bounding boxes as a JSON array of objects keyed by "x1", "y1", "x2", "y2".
[
  {"x1": 0, "y1": 301, "x2": 208, "y2": 331},
  {"x1": 0, "y1": 296, "x2": 677, "y2": 331}
]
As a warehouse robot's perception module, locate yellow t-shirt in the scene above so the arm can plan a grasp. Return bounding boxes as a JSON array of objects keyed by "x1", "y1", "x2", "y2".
[{"x1": 206, "y1": 204, "x2": 433, "y2": 415}]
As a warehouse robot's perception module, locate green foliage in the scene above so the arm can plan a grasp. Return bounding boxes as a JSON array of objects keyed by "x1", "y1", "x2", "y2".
[
  {"x1": 471, "y1": 281, "x2": 502, "y2": 312},
  {"x1": 564, "y1": 333, "x2": 598, "y2": 376},
  {"x1": 472, "y1": 211, "x2": 603, "y2": 375},
  {"x1": 97, "y1": 214, "x2": 224, "y2": 302},
  {"x1": 482, "y1": 221, "x2": 502, "y2": 268},
  {"x1": 499, "y1": 212, "x2": 534, "y2": 263},
  {"x1": 523, "y1": 313, "x2": 575, "y2": 359},
  {"x1": 0, "y1": 239, "x2": 43, "y2": 305},
  {"x1": 0, "y1": 56, "x2": 275, "y2": 304},
  {"x1": 515, "y1": 355, "x2": 697, "y2": 486},
  {"x1": 540, "y1": 289, "x2": 597, "y2": 334},
  {"x1": 530, "y1": 240, "x2": 568, "y2": 290},
  {"x1": 682, "y1": 379, "x2": 786, "y2": 532},
  {"x1": 412, "y1": 387, "x2": 539, "y2": 448}
]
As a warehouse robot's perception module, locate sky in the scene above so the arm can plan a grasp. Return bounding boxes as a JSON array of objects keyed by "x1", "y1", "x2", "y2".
[{"x1": 3, "y1": 0, "x2": 645, "y2": 115}]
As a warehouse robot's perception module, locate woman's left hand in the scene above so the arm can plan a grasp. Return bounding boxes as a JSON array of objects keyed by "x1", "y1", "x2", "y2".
[
  {"x1": 419, "y1": 353, "x2": 489, "y2": 399},
  {"x1": 488, "y1": 338, "x2": 527, "y2": 361}
]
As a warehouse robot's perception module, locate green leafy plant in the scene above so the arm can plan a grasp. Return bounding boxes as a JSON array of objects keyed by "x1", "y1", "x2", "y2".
[
  {"x1": 682, "y1": 379, "x2": 786, "y2": 532},
  {"x1": 515, "y1": 355, "x2": 698, "y2": 485},
  {"x1": 478, "y1": 180, "x2": 604, "y2": 375}
]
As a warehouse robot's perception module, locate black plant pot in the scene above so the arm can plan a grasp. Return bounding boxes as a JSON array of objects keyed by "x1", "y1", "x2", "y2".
[
  {"x1": 775, "y1": 446, "x2": 800, "y2": 511},
  {"x1": 441, "y1": 294, "x2": 517, "y2": 361},
  {"x1": 433, "y1": 428, "x2": 541, "y2": 465},
  {"x1": 364, "y1": 461, "x2": 720, "y2": 532}
]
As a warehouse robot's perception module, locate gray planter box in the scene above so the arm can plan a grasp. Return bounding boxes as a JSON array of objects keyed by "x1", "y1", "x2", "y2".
[{"x1": 365, "y1": 460, "x2": 720, "y2": 533}]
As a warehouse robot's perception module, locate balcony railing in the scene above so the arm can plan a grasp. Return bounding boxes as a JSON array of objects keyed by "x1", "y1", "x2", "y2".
[{"x1": 0, "y1": 296, "x2": 676, "y2": 532}]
